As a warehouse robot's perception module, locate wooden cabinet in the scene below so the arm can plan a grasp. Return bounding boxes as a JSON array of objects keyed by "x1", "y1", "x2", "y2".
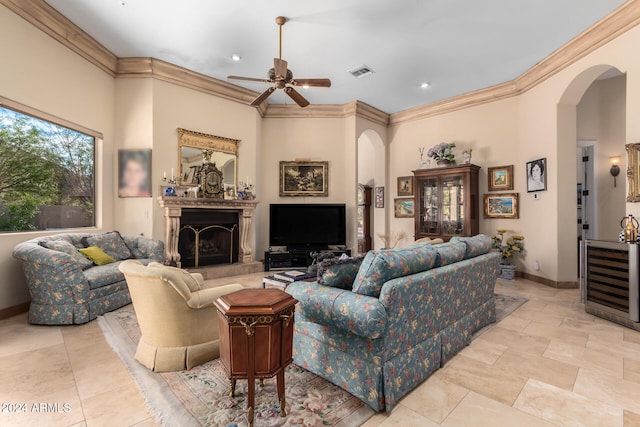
[
  {"x1": 357, "y1": 184, "x2": 372, "y2": 253},
  {"x1": 413, "y1": 164, "x2": 480, "y2": 241}
]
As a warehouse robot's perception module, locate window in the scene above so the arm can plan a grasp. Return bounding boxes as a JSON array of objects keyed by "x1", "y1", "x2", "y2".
[{"x1": 0, "y1": 104, "x2": 96, "y2": 232}]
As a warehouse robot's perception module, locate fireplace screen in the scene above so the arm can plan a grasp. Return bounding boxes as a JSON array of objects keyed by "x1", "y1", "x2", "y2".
[{"x1": 178, "y1": 210, "x2": 239, "y2": 268}]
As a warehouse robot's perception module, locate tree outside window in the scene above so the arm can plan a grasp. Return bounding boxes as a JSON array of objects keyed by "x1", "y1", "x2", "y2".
[{"x1": 0, "y1": 106, "x2": 95, "y2": 232}]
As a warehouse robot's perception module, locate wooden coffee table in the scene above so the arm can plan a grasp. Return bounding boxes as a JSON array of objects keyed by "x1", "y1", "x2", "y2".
[{"x1": 214, "y1": 288, "x2": 297, "y2": 426}]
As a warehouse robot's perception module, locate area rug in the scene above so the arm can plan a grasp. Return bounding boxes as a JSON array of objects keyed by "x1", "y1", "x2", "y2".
[
  {"x1": 98, "y1": 293, "x2": 526, "y2": 427},
  {"x1": 494, "y1": 293, "x2": 528, "y2": 323}
]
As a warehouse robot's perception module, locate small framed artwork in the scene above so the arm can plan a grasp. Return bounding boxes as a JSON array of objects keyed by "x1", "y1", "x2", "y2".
[
  {"x1": 118, "y1": 149, "x2": 152, "y2": 198},
  {"x1": 224, "y1": 183, "x2": 236, "y2": 200},
  {"x1": 526, "y1": 158, "x2": 547, "y2": 192},
  {"x1": 488, "y1": 165, "x2": 514, "y2": 191},
  {"x1": 375, "y1": 186, "x2": 385, "y2": 208},
  {"x1": 279, "y1": 161, "x2": 329, "y2": 197},
  {"x1": 484, "y1": 193, "x2": 519, "y2": 219},
  {"x1": 397, "y1": 176, "x2": 413, "y2": 196},
  {"x1": 394, "y1": 198, "x2": 414, "y2": 218},
  {"x1": 577, "y1": 183, "x2": 582, "y2": 207}
]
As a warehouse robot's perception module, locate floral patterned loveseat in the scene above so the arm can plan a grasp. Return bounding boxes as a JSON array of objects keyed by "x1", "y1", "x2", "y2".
[
  {"x1": 13, "y1": 231, "x2": 164, "y2": 325},
  {"x1": 286, "y1": 235, "x2": 500, "y2": 414}
]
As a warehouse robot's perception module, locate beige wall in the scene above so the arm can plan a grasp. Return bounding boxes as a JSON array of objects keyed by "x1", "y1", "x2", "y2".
[
  {"x1": 388, "y1": 98, "x2": 520, "y2": 249},
  {"x1": 260, "y1": 117, "x2": 358, "y2": 254},
  {"x1": 0, "y1": 5, "x2": 116, "y2": 310}
]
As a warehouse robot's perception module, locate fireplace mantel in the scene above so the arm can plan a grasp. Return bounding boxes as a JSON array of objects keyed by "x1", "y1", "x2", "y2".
[{"x1": 157, "y1": 196, "x2": 259, "y2": 267}]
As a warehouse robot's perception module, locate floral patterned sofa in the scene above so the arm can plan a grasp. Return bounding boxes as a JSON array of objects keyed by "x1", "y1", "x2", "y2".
[
  {"x1": 13, "y1": 231, "x2": 164, "y2": 325},
  {"x1": 286, "y1": 235, "x2": 500, "y2": 414}
]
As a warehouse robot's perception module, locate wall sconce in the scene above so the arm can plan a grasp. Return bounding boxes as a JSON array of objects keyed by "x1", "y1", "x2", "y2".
[{"x1": 610, "y1": 156, "x2": 621, "y2": 187}]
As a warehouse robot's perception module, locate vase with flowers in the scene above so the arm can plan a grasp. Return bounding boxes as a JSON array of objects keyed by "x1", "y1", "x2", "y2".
[
  {"x1": 427, "y1": 142, "x2": 456, "y2": 166},
  {"x1": 491, "y1": 229, "x2": 525, "y2": 279}
]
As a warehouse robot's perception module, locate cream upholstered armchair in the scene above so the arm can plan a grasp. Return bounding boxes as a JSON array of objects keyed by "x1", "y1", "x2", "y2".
[{"x1": 118, "y1": 260, "x2": 244, "y2": 372}]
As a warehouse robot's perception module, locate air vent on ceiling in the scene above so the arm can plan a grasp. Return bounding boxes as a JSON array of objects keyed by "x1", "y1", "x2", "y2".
[{"x1": 348, "y1": 64, "x2": 375, "y2": 79}]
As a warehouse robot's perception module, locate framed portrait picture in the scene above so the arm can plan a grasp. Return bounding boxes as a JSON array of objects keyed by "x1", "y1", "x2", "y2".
[
  {"x1": 224, "y1": 183, "x2": 236, "y2": 200},
  {"x1": 484, "y1": 193, "x2": 519, "y2": 219},
  {"x1": 279, "y1": 161, "x2": 328, "y2": 197},
  {"x1": 375, "y1": 186, "x2": 385, "y2": 208},
  {"x1": 118, "y1": 149, "x2": 152, "y2": 198},
  {"x1": 394, "y1": 198, "x2": 414, "y2": 218},
  {"x1": 526, "y1": 158, "x2": 547, "y2": 192},
  {"x1": 488, "y1": 165, "x2": 514, "y2": 191},
  {"x1": 397, "y1": 176, "x2": 413, "y2": 196}
]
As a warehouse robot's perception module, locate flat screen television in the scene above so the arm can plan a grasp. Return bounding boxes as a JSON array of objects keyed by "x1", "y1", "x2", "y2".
[{"x1": 269, "y1": 203, "x2": 346, "y2": 250}]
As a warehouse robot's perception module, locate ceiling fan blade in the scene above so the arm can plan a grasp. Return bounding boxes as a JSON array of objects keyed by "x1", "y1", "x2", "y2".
[
  {"x1": 291, "y1": 78, "x2": 332, "y2": 88},
  {"x1": 284, "y1": 87, "x2": 310, "y2": 108},
  {"x1": 250, "y1": 87, "x2": 276, "y2": 106},
  {"x1": 228, "y1": 75, "x2": 272, "y2": 83},
  {"x1": 274, "y1": 58, "x2": 288, "y2": 79}
]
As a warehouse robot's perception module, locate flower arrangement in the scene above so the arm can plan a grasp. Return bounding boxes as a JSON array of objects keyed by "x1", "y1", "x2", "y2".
[
  {"x1": 491, "y1": 229, "x2": 524, "y2": 265},
  {"x1": 427, "y1": 142, "x2": 456, "y2": 162}
]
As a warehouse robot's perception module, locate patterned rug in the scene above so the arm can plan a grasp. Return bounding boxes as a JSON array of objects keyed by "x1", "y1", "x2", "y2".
[{"x1": 98, "y1": 293, "x2": 526, "y2": 427}]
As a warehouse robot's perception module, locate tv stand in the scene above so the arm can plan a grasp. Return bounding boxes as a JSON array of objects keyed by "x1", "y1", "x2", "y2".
[{"x1": 264, "y1": 248, "x2": 351, "y2": 271}]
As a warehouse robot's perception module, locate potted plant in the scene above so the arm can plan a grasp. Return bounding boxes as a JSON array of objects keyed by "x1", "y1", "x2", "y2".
[
  {"x1": 427, "y1": 142, "x2": 456, "y2": 166},
  {"x1": 491, "y1": 229, "x2": 525, "y2": 280}
]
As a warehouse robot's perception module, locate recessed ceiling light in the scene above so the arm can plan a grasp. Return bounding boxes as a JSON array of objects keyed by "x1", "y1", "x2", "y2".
[
  {"x1": 302, "y1": 84, "x2": 309, "y2": 89},
  {"x1": 421, "y1": 82, "x2": 430, "y2": 89},
  {"x1": 231, "y1": 54, "x2": 241, "y2": 62}
]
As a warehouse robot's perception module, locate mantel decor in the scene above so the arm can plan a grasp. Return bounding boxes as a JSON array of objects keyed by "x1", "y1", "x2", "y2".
[
  {"x1": 178, "y1": 128, "x2": 239, "y2": 188},
  {"x1": 279, "y1": 161, "x2": 328, "y2": 197},
  {"x1": 484, "y1": 193, "x2": 519, "y2": 219}
]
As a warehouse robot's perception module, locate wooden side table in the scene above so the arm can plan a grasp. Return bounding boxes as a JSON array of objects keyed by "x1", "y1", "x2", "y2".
[{"x1": 214, "y1": 288, "x2": 297, "y2": 427}]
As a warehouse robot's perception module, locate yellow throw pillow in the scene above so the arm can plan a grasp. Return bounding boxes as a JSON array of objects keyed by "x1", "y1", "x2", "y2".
[{"x1": 79, "y1": 246, "x2": 116, "y2": 266}]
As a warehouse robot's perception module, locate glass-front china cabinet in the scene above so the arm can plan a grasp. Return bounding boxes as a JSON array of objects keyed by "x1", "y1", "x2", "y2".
[{"x1": 413, "y1": 164, "x2": 480, "y2": 241}]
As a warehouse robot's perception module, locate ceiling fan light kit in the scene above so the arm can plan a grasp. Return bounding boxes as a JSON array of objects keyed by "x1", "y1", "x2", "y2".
[{"x1": 227, "y1": 16, "x2": 331, "y2": 108}]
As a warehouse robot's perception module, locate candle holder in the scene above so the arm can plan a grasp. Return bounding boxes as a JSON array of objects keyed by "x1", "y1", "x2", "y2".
[
  {"x1": 238, "y1": 181, "x2": 255, "y2": 200},
  {"x1": 162, "y1": 175, "x2": 177, "y2": 185}
]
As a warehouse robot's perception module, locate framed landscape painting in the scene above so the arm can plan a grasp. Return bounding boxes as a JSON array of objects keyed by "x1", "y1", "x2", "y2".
[
  {"x1": 488, "y1": 165, "x2": 514, "y2": 191},
  {"x1": 279, "y1": 161, "x2": 329, "y2": 197},
  {"x1": 484, "y1": 193, "x2": 519, "y2": 219},
  {"x1": 394, "y1": 198, "x2": 414, "y2": 218}
]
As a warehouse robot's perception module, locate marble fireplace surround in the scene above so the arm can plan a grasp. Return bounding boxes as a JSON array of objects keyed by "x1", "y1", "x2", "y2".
[{"x1": 157, "y1": 196, "x2": 259, "y2": 270}]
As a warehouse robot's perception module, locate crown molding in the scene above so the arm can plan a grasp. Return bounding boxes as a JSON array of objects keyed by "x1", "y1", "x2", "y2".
[
  {"x1": 116, "y1": 57, "x2": 259, "y2": 106},
  {"x1": 4, "y1": 0, "x2": 639, "y2": 126},
  {"x1": 389, "y1": 0, "x2": 640, "y2": 126},
  {"x1": 0, "y1": 0, "x2": 118, "y2": 76},
  {"x1": 263, "y1": 101, "x2": 389, "y2": 126}
]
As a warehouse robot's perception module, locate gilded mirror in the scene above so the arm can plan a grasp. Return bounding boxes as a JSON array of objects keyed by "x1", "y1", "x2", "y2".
[
  {"x1": 626, "y1": 142, "x2": 640, "y2": 202},
  {"x1": 177, "y1": 128, "x2": 239, "y2": 187}
]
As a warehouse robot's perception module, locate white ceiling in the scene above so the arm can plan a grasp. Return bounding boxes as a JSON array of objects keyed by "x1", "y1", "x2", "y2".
[{"x1": 44, "y1": 0, "x2": 627, "y2": 114}]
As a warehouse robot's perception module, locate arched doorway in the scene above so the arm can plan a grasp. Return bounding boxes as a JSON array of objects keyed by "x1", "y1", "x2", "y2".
[
  {"x1": 357, "y1": 129, "x2": 386, "y2": 251},
  {"x1": 557, "y1": 65, "x2": 626, "y2": 282}
]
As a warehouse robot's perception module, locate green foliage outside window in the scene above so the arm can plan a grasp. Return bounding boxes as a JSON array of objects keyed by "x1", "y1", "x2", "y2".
[{"x1": 0, "y1": 106, "x2": 95, "y2": 232}]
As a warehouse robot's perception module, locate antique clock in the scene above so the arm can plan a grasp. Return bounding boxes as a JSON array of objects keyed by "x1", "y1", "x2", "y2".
[{"x1": 200, "y1": 162, "x2": 224, "y2": 198}]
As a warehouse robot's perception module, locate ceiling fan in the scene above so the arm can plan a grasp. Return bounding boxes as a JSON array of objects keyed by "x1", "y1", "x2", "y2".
[{"x1": 228, "y1": 16, "x2": 331, "y2": 108}]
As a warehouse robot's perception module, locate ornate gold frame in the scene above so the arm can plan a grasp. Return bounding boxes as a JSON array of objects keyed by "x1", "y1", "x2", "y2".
[
  {"x1": 279, "y1": 161, "x2": 328, "y2": 197},
  {"x1": 626, "y1": 143, "x2": 640, "y2": 202},
  {"x1": 177, "y1": 128, "x2": 239, "y2": 186}
]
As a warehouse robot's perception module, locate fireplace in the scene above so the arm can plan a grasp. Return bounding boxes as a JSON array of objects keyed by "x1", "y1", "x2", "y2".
[
  {"x1": 157, "y1": 196, "x2": 258, "y2": 269},
  {"x1": 179, "y1": 210, "x2": 239, "y2": 268}
]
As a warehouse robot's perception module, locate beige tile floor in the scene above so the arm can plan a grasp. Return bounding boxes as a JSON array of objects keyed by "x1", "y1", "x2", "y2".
[{"x1": 2, "y1": 274, "x2": 640, "y2": 426}]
